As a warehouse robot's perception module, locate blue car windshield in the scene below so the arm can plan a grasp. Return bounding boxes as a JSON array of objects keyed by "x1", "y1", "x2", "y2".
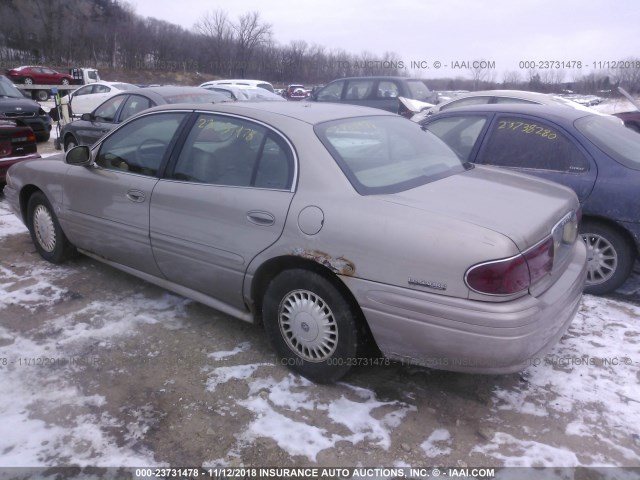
[
  {"x1": 315, "y1": 115, "x2": 466, "y2": 194},
  {"x1": 576, "y1": 115, "x2": 640, "y2": 170}
]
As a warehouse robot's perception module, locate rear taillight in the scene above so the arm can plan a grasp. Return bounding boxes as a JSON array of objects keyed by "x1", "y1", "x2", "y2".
[
  {"x1": 465, "y1": 237, "x2": 554, "y2": 295},
  {"x1": 0, "y1": 140, "x2": 11, "y2": 157}
]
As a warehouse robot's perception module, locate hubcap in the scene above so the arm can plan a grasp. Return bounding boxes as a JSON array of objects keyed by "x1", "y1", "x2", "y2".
[
  {"x1": 582, "y1": 232, "x2": 617, "y2": 285},
  {"x1": 33, "y1": 205, "x2": 56, "y2": 252},
  {"x1": 279, "y1": 290, "x2": 338, "y2": 362}
]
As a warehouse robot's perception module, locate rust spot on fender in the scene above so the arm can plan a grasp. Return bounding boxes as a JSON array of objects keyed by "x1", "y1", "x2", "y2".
[{"x1": 292, "y1": 248, "x2": 356, "y2": 276}]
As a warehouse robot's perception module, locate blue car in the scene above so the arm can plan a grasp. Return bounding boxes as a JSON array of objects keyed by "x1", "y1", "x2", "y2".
[{"x1": 419, "y1": 103, "x2": 640, "y2": 294}]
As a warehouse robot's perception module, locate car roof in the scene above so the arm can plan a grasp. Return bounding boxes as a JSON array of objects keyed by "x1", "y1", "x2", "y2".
[
  {"x1": 427, "y1": 103, "x2": 597, "y2": 122},
  {"x1": 141, "y1": 100, "x2": 397, "y2": 125}
]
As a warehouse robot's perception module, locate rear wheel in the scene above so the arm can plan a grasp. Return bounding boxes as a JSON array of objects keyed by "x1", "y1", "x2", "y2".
[
  {"x1": 263, "y1": 269, "x2": 361, "y2": 383},
  {"x1": 35, "y1": 89, "x2": 49, "y2": 101},
  {"x1": 581, "y1": 220, "x2": 635, "y2": 295},
  {"x1": 61, "y1": 78, "x2": 70, "y2": 85},
  {"x1": 27, "y1": 192, "x2": 74, "y2": 264},
  {"x1": 23, "y1": 77, "x2": 33, "y2": 85}
]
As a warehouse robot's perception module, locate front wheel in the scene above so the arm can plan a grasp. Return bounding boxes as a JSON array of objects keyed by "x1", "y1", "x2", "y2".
[
  {"x1": 24, "y1": 77, "x2": 33, "y2": 85},
  {"x1": 581, "y1": 221, "x2": 635, "y2": 295},
  {"x1": 27, "y1": 192, "x2": 75, "y2": 263},
  {"x1": 263, "y1": 269, "x2": 361, "y2": 383},
  {"x1": 61, "y1": 78, "x2": 70, "y2": 85},
  {"x1": 64, "y1": 135, "x2": 78, "y2": 152}
]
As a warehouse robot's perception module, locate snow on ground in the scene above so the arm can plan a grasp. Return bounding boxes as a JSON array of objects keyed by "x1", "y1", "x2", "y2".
[{"x1": 1, "y1": 197, "x2": 640, "y2": 469}]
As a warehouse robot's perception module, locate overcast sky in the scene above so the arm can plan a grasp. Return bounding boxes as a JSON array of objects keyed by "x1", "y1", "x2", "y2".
[{"x1": 130, "y1": 0, "x2": 639, "y2": 81}]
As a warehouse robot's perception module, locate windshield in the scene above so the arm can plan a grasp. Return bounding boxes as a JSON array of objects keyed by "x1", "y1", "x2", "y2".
[
  {"x1": 0, "y1": 75, "x2": 25, "y2": 99},
  {"x1": 575, "y1": 115, "x2": 640, "y2": 170},
  {"x1": 315, "y1": 116, "x2": 466, "y2": 194}
]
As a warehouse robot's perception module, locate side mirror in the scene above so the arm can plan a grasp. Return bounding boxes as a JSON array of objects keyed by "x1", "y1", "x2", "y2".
[
  {"x1": 65, "y1": 145, "x2": 92, "y2": 166},
  {"x1": 80, "y1": 113, "x2": 92, "y2": 121}
]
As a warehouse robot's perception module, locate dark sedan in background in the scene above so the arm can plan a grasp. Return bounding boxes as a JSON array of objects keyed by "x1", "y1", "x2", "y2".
[
  {"x1": 0, "y1": 119, "x2": 40, "y2": 187},
  {"x1": 0, "y1": 75, "x2": 52, "y2": 142},
  {"x1": 419, "y1": 104, "x2": 640, "y2": 294},
  {"x1": 57, "y1": 86, "x2": 227, "y2": 151}
]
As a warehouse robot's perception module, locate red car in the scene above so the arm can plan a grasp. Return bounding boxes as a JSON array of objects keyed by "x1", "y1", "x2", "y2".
[
  {"x1": 285, "y1": 84, "x2": 308, "y2": 100},
  {"x1": 0, "y1": 119, "x2": 40, "y2": 186},
  {"x1": 6, "y1": 66, "x2": 74, "y2": 85}
]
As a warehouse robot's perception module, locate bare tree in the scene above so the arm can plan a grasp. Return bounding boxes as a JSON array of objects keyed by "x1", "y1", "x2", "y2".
[
  {"x1": 195, "y1": 9, "x2": 233, "y2": 76},
  {"x1": 232, "y1": 11, "x2": 272, "y2": 77}
]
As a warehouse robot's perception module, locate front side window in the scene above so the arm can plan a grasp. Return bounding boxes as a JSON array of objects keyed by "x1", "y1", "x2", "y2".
[
  {"x1": 477, "y1": 116, "x2": 590, "y2": 173},
  {"x1": 96, "y1": 113, "x2": 186, "y2": 176},
  {"x1": 316, "y1": 116, "x2": 465, "y2": 194},
  {"x1": 171, "y1": 114, "x2": 294, "y2": 189},
  {"x1": 94, "y1": 96, "x2": 126, "y2": 122},
  {"x1": 317, "y1": 81, "x2": 344, "y2": 102}
]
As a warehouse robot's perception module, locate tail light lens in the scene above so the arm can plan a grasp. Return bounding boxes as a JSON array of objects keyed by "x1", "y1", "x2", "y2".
[
  {"x1": 466, "y1": 237, "x2": 554, "y2": 295},
  {"x1": 0, "y1": 140, "x2": 11, "y2": 157}
]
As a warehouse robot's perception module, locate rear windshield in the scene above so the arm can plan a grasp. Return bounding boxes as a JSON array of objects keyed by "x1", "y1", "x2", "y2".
[
  {"x1": 575, "y1": 115, "x2": 640, "y2": 170},
  {"x1": 315, "y1": 116, "x2": 465, "y2": 194},
  {"x1": 406, "y1": 80, "x2": 433, "y2": 102},
  {"x1": 163, "y1": 91, "x2": 225, "y2": 104}
]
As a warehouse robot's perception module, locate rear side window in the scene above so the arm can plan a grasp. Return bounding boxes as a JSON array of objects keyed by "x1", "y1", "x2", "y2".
[
  {"x1": 477, "y1": 116, "x2": 590, "y2": 173},
  {"x1": 424, "y1": 115, "x2": 488, "y2": 161},
  {"x1": 171, "y1": 114, "x2": 294, "y2": 189},
  {"x1": 576, "y1": 115, "x2": 640, "y2": 170},
  {"x1": 119, "y1": 95, "x2": 153, "y2": 122},
  {"x1": 377, "y1": 81, "x2": 399, "y2": 98},
  {"x1": 440, "y1": 96, "x2": 491, "y2": 111}
]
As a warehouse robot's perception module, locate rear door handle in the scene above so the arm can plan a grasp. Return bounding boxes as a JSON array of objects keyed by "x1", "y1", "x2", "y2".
[{"x1": 247, "y1": 211, "x2": 275, "y2": 226}]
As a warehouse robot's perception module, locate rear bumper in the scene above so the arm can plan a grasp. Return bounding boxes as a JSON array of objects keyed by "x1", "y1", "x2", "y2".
[{"x1": 343, "y1": 241, "x2": 587, "y2": 374}]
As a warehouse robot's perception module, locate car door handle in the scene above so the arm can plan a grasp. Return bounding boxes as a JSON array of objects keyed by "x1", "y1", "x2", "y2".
[
  {"x1": 247, "y1": 211, "x2": 275, "y2": 226},
  {"x1": 126, "y1": 190, "x2": 145, "y2": 203}
]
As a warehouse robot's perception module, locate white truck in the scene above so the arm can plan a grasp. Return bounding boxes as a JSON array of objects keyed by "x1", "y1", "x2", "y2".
[{"x1": 14, "y1": 67, "x2": 100, "y2": 101}]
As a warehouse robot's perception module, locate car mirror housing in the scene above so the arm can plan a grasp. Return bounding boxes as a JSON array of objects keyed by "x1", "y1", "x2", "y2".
[
  {"x1": 65, "y1": 145, "x2": 92, "y2": 166},
  {"x1": 80, "y1": 113, "x2": 92, "y2": 121}
]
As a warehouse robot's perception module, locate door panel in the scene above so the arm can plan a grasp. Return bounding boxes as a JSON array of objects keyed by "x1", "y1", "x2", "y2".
[
  {"x1": 150, "y1": 113, "x2": 296, "y2": 308},
  {"x1": 62, "y1": 112, "x2": 188, "y2": 276},
  {"x1": 475, "y1": 115, "x2": 597, "y2": 202}
]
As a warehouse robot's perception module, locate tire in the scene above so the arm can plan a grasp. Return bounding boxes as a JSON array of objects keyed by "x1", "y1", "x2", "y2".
[
  {"x1": 27, "y1": 192, "x2": 75, "y2": 264},
  {"x1": 64, "y1": 135, "x2": 78, "y2": 152},
  {"x1": 581, "y1": 220, "x2": 635, "y2": 295},
  {"x1": 61, "y1": 78, "x2": 70, "y2": 85},
  {"x1": 263, "y1": 269, "x2": 361, "y2": 383},
  {"x1": 36, "y1": 132, "x2": 50, "y2": 142},
  {"x1": 24, "y1": 77, "x2": 33, "y2": 85},
  {"x1": 35, "y1": 89, "x2": 49, "y2": 101}
]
